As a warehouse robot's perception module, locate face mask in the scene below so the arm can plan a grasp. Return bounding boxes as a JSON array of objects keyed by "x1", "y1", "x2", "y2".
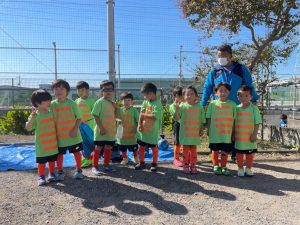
[{"x1": 218, "y1": 57, "x2": 228, "y2": 66}]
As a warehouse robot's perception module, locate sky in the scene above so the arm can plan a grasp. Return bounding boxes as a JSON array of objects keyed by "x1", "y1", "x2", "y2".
[{"x1": 0, "y1": 0, "x2": 299, "y2": 87}]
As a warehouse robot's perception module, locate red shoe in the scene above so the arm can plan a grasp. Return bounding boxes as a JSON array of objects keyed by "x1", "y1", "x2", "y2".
[{"x1": 173, "y1": 159, "x2": 184, "y2": 167}]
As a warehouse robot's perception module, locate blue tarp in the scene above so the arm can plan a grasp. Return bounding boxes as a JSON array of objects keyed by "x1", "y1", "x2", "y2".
[{"x1": 0, "y1": 144, "x2": 174, "y2": 171}]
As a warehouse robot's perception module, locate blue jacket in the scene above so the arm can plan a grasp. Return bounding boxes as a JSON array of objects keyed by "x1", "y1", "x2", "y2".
[{"x1": 200, "y1": 62, "x2": 259, "y2": 106}]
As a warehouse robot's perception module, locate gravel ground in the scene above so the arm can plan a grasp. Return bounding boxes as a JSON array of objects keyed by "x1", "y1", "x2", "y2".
[{"x1": 0, "y1": 151, "x2": 299, "y2": 225}]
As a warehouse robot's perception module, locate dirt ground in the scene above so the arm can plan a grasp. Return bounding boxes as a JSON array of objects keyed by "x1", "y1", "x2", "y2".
[{"x1": 0, "y1": 134, "x2": 299, "y2": 225}]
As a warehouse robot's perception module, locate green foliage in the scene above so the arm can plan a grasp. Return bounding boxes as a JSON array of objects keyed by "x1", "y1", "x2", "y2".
[
  {"x1": 162, "y1": 105, "x2": 173, "y2": 134},
  {"x1": 0, "y1": 109, "x2": 31, "y2": 135}
]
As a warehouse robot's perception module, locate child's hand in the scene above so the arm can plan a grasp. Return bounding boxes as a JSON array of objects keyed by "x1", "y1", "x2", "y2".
[
  {"x1": 112, "y1": 102, "x2": 119, "y2": 110},
  {"x1": 199, "y1": 129, "x2": 203, "y2": 136},
  {"x1": 250, "y1": 133, "x2": 257, "y2": 142},
  {"x1": 100, "y1": 127, "x2": 107, "y2": 135},
  {"x1": 69, "y1": 127, "x2": 78, "y2": 137},
  {"x1": 175, "y1": 102, "x2": 180, "y2": 111},
  {"x1": 138, "y1": 124, "x2": 143, "y2": 131},
  {"x1": 31, "y1": 108, "x2": 37, "y2": 118},
  {"x1": 116, "y1": 118, "x2": 123, "y2": 125}
]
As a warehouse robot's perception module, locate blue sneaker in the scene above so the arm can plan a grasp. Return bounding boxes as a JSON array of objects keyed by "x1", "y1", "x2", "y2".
[
  {"x1": 74, "y1": 170, "x2": 84, "y2": 179},
  {"x1": 47, "y1": 173, "x2": 56, "y2": 182},
  {"x1": 103, "y1": 165, "x2": 112, "y2": 172},
  {"x1": 38, "y1": 176, "x2": 46, "y2": 186},
  {"x1": 56, "y1": 171, "x2": 65, "y2": 181}
]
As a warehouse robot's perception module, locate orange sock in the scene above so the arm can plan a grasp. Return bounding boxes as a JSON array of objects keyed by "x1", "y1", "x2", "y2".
[
  {"x1": 73, "y1": 151, "x2": 82, "y2": 170},
  {"x1": 92, "y1": 149, "x2": 100, "y2": 167},
  {"x1": 48, "y1": 161, "x2": 55, "y2": 174},
  {"x1": 121, "y1": 151, "x2": 127, "y2": 159},
  {"x1": 139, "y1": 146, "x2": 146, "y2": 163},
  {"x1": 56, "y1": 154, "x2": 64, "y2": 171},
  {"x1": 220, "y1": 154, "x2": 228, "y2": 167},
  {"x1": 236, "y1": 153, "x2": 244, "y2": 168},
  {"x1": 37, "y1": 163, "x2": 45, "y2": 177},
  {"x1": 182, "y1": 145, "x2": 190, "y2": 165},
  {"x1": 190, "y1": 146, "x2": 197, "y2": 166},
  {"x1": 152, "y1": 146, "x2": 158, "y2": 164},
  {"x1": 103, "y1": 147, "x2": 111, "y2": 165},
  {"x1": 246, "y1": 153, "x2": 254, "y2": 168},
  {"x1": 211, "y1": 151, "x2": 219, "y2": 166},
  {"x1": 174, "y1": 144, "x2": 181, "y2": 160}
]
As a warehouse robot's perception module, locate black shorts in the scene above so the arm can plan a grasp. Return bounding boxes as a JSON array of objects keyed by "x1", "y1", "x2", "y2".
[
  {"x1": 137, "y1": 140, "x2": 157, "y2": 148},
  {"x1": 209, "y1": 143, "x2": 234, "y2": 153},
  {"x1": 58, "y1": 143, "x2": 83, "y2": 155},
  {"x1": 118, "y1": 144, "x2": 138, "y2": 152},
  {"x1": 36, "y1": 154, "x2": 58, "y2": 164},
  {"x1": 173, "y1": 121, "x2": 180, "y2": 145},
  {"x1": 94, "y1": 140, "x2": 115, "y2": 147},
  {"x1": 235, "y1": 149, "x2": 257, "y2": 154}
]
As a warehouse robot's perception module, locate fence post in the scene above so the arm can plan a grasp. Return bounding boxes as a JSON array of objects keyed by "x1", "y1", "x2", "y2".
[{"x1": 11, "y1": 78, "x2": 15, "y2": 108}]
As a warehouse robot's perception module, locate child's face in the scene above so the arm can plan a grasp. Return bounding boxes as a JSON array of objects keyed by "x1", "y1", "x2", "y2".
[
  {"x1": 77, "y1": 88, "x2": 89, "y2": 99},
  {"x1": 184, "y1": 89, "x2": 196, "y2": 104},
  {"x1": 122, "y1": 98, "x2": 133, "y2": 108},
  {"x1": 37, "y1": 100, "x2": 51, "y2": 111},
  {"x1": 174, "y1": 94, "x2": 183, "y2": 103},
  {"x1": 238, "y1": 91, "x2": 252, "y2": 104},
  {"x1": 102, "y1": 85, "x2": 114, "y2": 100},
  {"x1": 216, "y1": 86, "x2": 229, "y2": 101},
  {"x1": 53, "y1": 85, "x2": 68, "y2": 101},
  {"x1": 143, "y1": 92, "x2": 156, "y2": 101}
]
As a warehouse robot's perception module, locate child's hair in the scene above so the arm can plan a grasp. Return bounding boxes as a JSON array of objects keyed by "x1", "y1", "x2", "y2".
[
  {"x1": 100, "y1": 80, "x2": 114, "y2": 91},
  {"x1": 280, "y1": 114, "x2": 287, "y2": 120},
  {"x1": 76, "y1": 81, "x2": 89, "y2": 90},
  {"x1": 31, "y1": 89, "x2": 52, "y2": 107},
  {"x1": 214, "y1": 82, "x2": 231, "y2": 92},
  {"x1": 51, "y1": 79, "x2": 70, "y2": 93},
  {"x1": 141, "y1": 82, "x2": 157, "y2": 94},
  {"x1": 184, "y1": 85, "x2": 198, "y2": 96},
  {"x1": 238, "y1": 85, "x2": 252, "y2": 96},
  {"x1": 120, "y1": 92, "x2": 134, "y2": 101},
  {"x1": 217, "y1": 44, "x2": 232, "y2": 56},
  {"x1": 173, "y1": 86, "x2": 183, "y2": 97}
]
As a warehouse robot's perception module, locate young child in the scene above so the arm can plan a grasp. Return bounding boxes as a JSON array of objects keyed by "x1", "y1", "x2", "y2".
[
  {"x1": 206, "y1": 82, "x2": 236, "y2": 176},
  {"x1": 51, "y1": 79, "x2": 84, "y2": 180},
  {"x1": 25, "y1": 90, "x2": 58, "y2": 186},
  {"x1": 117, "y1": 92, "x2": 139, "y2": 165},
  {"x1": 279, "y1": 114, "x2": 288, "y2": 127},
  {"x1": 235, "y1": 85, "x2": 262, "y2": 177},
  {"x1": 91, "y1": 80, "x2": 119, "y2": 175},
  {"x1": 169, "y1": 86, "x2": 184, "y2": 167},
  {"x1": 175, "y1": 85, "x2": 206, "y2": 174},
  {"x1": 75, "y1": 81, "x2": 95, "y2": 167},
  {"x1": 135, "y1": 82, "x2": 163, "y2": 172}
]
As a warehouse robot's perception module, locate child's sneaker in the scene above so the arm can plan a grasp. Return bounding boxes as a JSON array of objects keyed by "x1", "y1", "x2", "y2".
[
  {"x1": 183, "y1": 165, "x2": 190, "y2": 174},
  {"x1": 245, "y1": 168, "x2": 254, "y2": 177},
  {"x1": 81, "y1": 158, "x2": 92, "y2": 168},
  {"x1": 173, "y1": 159, "x2": 183, "y2": 167},
  {"x1": 135, "y1": 162, "x2": 146, "y2": 170},
  {"x1": 74, "y1": 170, "x2": 84, "y2": 179},
  {"x1": 92, "y1": 167, "x2": 101, "y2": 176},
  {"x1": 237, "y1": 168, "x2": 245, "y2": 177},
  {"x1": 213, "y1": 166, "x2": 222, "y2": 175},
  {"x1": 221, "y1": 167, "x2": 230, "y2": 176},
  {"x1": 56, "y1": 171, "x2": 65, "y2": 181},
  {"x1": 103, "y1": 165, "x2": 112, "y2": 172},
  {"x1": 47, "y1": 173, "x2": 56, "y2": 182},
  {"x1": 38, "y1": 176, "x2": 46, "y2": 186},
  {"x1": 120, "y1": 158, "x2": 128, "y2": 165},
  {"x1": 190, "y1": 165, "x2": 198, "y2": 174},
  {"x1": 150, "y1": 163, "x2": 157, "y2": 172},
  {"x1": 133, "y1": 156, "x2": 139, "y2": 164}
]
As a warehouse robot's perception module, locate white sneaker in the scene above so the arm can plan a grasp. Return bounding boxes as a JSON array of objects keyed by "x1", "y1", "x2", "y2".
[
  {"x1": 133, "y1": 156, "x2": 139, "y2": 164},
  {"x1": 245, "y1": 168, "x2": 254, "y2": 176},
  {"x1": 91, "y1": 167, "x2": 101, "y2": 176},
  {"x1": 237, "y1": 168, "x2": 245, "y2": 177},
  {"x1": 120, "y1": 158, "x2": 128, "y2": 165}
]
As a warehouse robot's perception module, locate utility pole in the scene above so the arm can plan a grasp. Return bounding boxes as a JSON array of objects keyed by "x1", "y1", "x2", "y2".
[
  {"x1": 53, "y1": 42, "x2": 58, "y2": 80},
  {"x1": 117, "y1": 44, "x2": 120, "y2": 88},
  {"x1": 107, "y1": 0, "x2": 116, "y2": 84},
  {"x1": 178, "y1": 45, "x2": 183, "y2": 86}
]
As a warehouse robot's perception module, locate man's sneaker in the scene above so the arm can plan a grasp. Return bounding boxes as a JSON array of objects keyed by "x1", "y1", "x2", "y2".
[
  {"x1": 135, "y1": 162, "x2": 146, "y2": 170},
  {"x1": 221, "y1": 167, "x2": 230, "y2": 176},
  {"x1": 231, "y1": 156, "x2": 236, "y2": 163},
  {"x1": 190, "y1": 165, "x2": 198, "y2": 174},
  {"x1": 237, "y1": 168, "x2": 245, "y2": 177},
  {"x1": 183, "y1": 165, "x2": 190, "y2": 174},
  {"x1": 150, "y1": 163, "x2": 157, "y2": 172},
  {"x1": 81, "y1": 158, "x2": 92, "y2": 168},
  {"x1": 120, "y1": 158, "x2": 128, "y2": 165},
  {"x1": 173, "y1": 159, "x2": 183, "y2": 167},
  {"x1": 74, "y1": 170, "x2": 84, "y2": 179},
  {"x1": 213, "y1": 166, "x2": 222, "y2": 175},
  {"x1": 47, "y1": 173, "x2": 56, "y2": 182},
  {"x1": 245, "y1": 168, "x2": 254, "y2": 177},
  {"x1": 38, "y1": 176, "x2": 46, "y2": 186},
  {"x1": 133, "y1": 156, "x2": 139, "y2": 164},
  {"x1": 56, "y1": 171, "x2": 65, "y2": 181},
  {"x1": 92, "y1": 167, "x2": 101, "y2": 176},
  {"x1": 103, "y1": 165, "x2": 112, "y2": 172}
]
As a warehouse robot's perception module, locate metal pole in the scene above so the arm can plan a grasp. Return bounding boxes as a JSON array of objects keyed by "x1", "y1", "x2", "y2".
[
  {"x1": 293, "y1": 76, "x2": 296, "y2": 119},
  {"x1": 107, "y1": 0, "x2": 116, "y2": 84},
  {"x1": 11, "y1": 78, "x2": 14, "y2": 108},
  {"x1": 179, "y1": 45, "x2": 183, "y2": 86},
  {"x1": 53, "y1": 42, "x2": 58, "y2": 80},
  {"x1": 117, "y1": 44, "x2": 120, "y2": 88}
]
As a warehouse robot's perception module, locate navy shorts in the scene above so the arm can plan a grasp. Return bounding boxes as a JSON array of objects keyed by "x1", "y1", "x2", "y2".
[
  {"x1": 209, "y1": 143, "x2": 234, "y2": 153},
  {"x1": 36, "y1": 154, "x2": 58, "y2": 164},
  {"x1": 235, "y1": 149, "x2": 257, "y2": 154},
  {"x1": 94, "y1": 140, "x2": 115, "y2": 147},
  {"x1": 58, "y1": 143, "x2": 83, "y2": 155},
  {"x1": 173, "y1": 121, "x2": 180, "y2": 145},
  {"x1": 118, "y1": 144, "x2": 138, "y2": 152},
  {"x1": 137, "y1": 140, "x2": 157, "y2": 148}
]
